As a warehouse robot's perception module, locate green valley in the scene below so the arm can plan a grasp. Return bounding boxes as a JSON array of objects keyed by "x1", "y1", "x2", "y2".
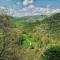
[{"x1": 0, "y1": 13, "x2": 60, "y2": 60}]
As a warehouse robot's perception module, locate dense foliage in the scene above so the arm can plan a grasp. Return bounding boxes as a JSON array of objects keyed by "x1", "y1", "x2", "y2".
[
  {"x1": 42, "y1": 45, "x2": 60, "y2": 60},
  {"x1": 15, "y1": 13, "x2": 60, "y2": 60},
  {"x1": 0, "y1": 13, "x2": 60, "y2": 60},
  {"x1": 0, "y1": 15, "x2": 23, "y2": 60}
]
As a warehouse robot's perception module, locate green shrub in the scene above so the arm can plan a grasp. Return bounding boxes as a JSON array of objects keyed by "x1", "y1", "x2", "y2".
[{"x1": 42, "y1": 45, "x2": 60, "y2": 60}]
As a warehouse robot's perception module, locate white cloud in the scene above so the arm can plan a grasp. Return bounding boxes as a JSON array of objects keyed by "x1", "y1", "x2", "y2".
[
  {"x1": 0, "y1": 6, "x2": 60, "y2": 17},
  {"x1": 23, "y1": 0, "x2": 34, "y2": 9},
  {"x1": 23, "y1": 0, "x2": 33, "y2": 6},
  {"x1": 23, "y1": 0, "x2": 28, "y2": 6},
  {"x1": 27, "y1": 4, "x2": 34, "y2": 8},
  {"x1": 16, "y1": 7, "x2": 60, "y2": 17},
  {"x1": 0, "y1": 6, "x2": 6, "y2": 9}
]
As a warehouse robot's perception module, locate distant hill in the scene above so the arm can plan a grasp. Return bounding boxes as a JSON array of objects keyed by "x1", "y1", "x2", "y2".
[
  {"x1": 15, "y1": 15, "x2": 46, "y2": 21},
  {"x1": 43, "y1": 13, "x2": 60, "y2": 36},
  {"x1": 15, "y1": 15, "x2": 46, "y2": 32},
  {"x1": 31, "y1": 13, "x2": 60, "y2": 41}
]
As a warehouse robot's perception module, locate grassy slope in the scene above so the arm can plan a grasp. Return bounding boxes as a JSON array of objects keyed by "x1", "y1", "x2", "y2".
[
  {"x1": 15, "y1": 13, "x2": 60, "y2": 60},
  {"x1": 15, "y1": 15, "x2": 46, "y2": 48}
]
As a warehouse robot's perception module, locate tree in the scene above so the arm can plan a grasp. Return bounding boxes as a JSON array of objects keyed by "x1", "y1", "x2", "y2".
[{"x1": 0, "y1": 15, "x2": 14, "y2": 58}]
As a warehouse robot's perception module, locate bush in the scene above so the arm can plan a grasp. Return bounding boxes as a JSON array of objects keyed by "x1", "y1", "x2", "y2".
[{"x1": 42, "y1": 45, "x2": 60, "y2": 60}]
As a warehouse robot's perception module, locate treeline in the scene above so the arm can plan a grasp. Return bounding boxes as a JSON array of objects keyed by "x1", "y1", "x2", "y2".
[{"x1": 0, "y1": 15, "x2": 23, "y2": 60}]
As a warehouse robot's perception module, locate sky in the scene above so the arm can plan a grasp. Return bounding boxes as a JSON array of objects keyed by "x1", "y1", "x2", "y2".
[{"x1": 0, "y1": 0, "x2": 60, "y2": 17}]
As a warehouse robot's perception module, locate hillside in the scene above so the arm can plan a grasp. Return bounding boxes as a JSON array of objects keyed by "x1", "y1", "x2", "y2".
[
  {"x1": 0, "y1": 13, "x2": 60, "y2": 60},
  {"x1": 15, "y1": 15, "x2": 46, "y2": 32},
  {"x1": 15, "y1": 13, "x2": 60, "y2": 60},
  {"x1": 15, "y1": 13, "x2": 60, "y2": 48}
]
